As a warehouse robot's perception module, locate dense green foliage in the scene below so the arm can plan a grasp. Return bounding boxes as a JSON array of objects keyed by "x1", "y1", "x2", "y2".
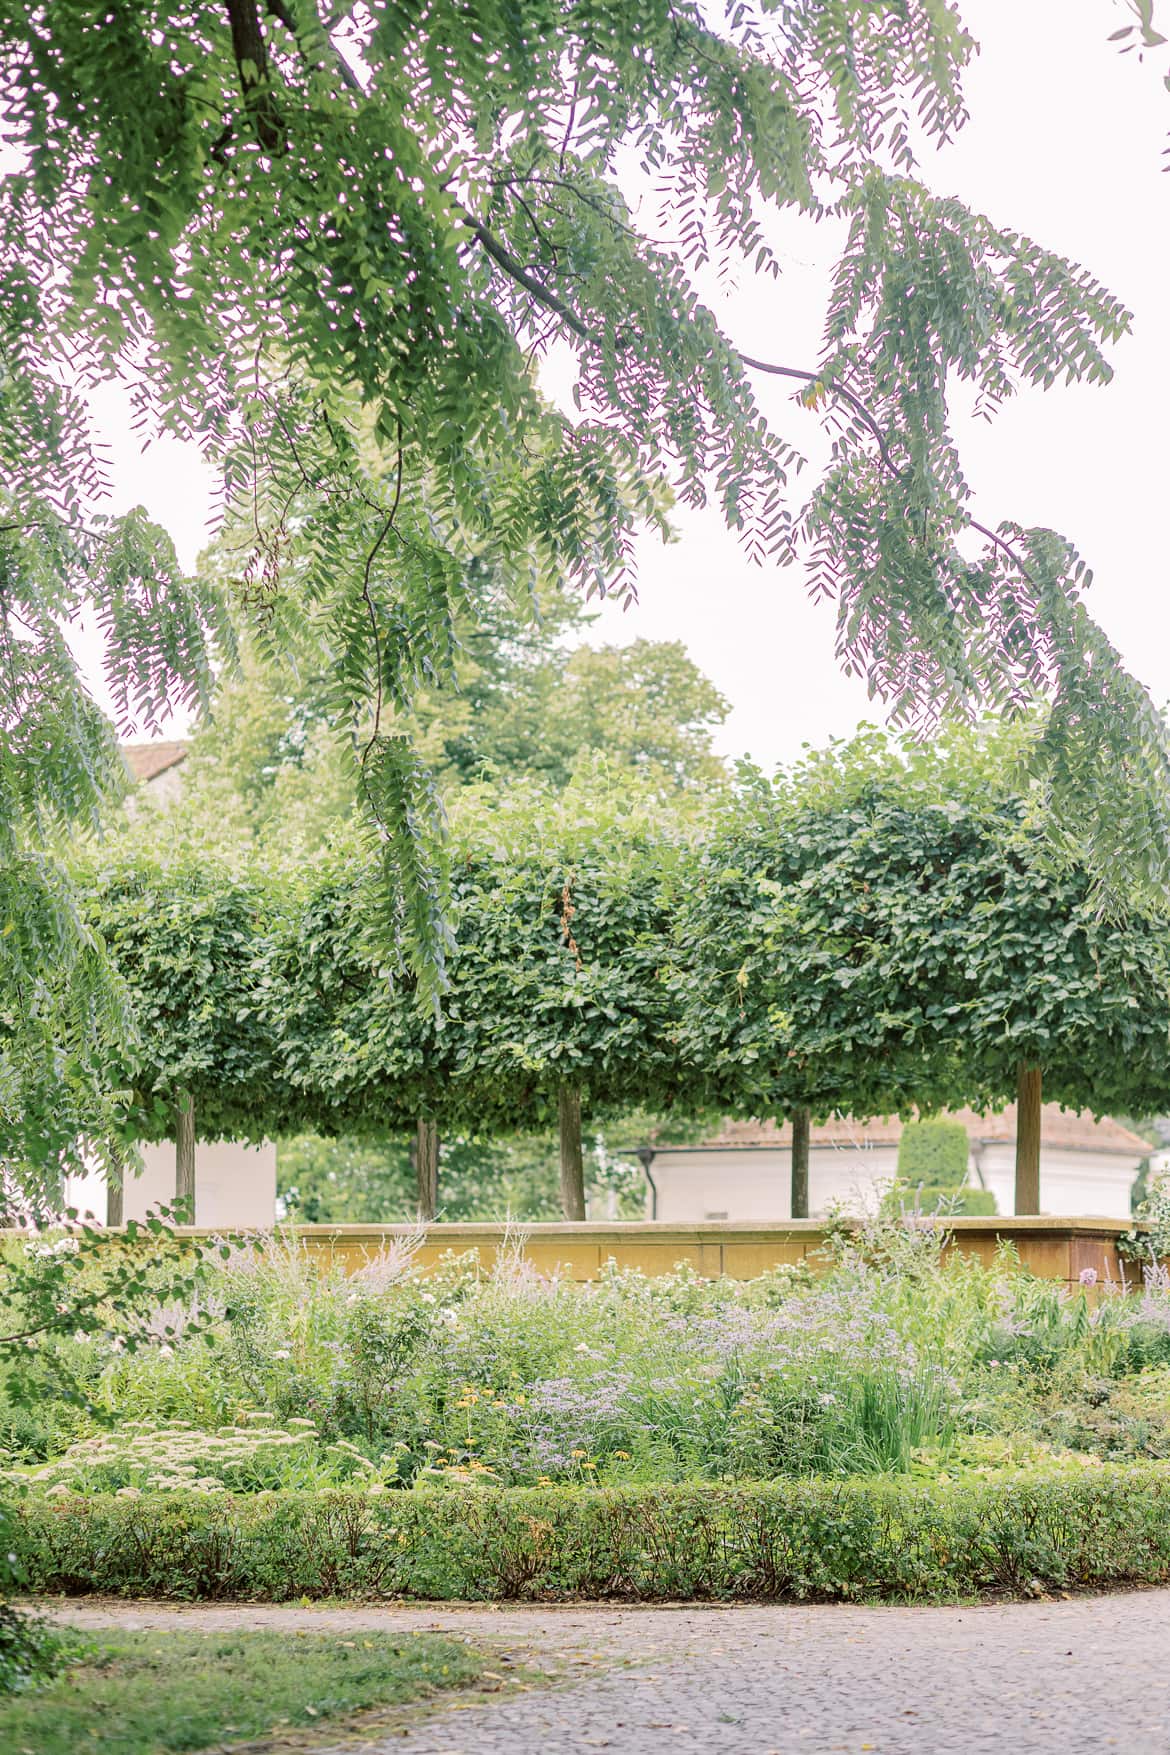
[
  {"x1": 15, "y1": 1470, "x2": 1170, "y2": 1605},
  {"x1": 6, "y1": 2, "x2": 1170, "y2": 1182},
  {"x1": 896, "y1": 1118, "x2": 996, "y2": 1216},
  {"x1": 0, "y1": 1627, "x2": 484, "y2": 1753},
  {"x1": 57, "y1": 730, "x2": 1170, "y2": 1193},
  {"x1": 670, "y1": 730, "x2": 1170, "y2": 1129}
]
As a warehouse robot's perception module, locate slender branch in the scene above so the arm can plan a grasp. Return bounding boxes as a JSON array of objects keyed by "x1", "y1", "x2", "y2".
[
  {"x1": 461, "y1": 211, "x2": 601, "y2": 345},
  {"x1": 738, "y1": 353, "x2": 904, "y2": 480},
  {"x1": 559, "y1": 76, "x2": 580, "y2": 170},
  {"x1": 360, "y1": 425, "x2": 404, "y2": 776},
  {"x1": 741, "y1": 357, "x2": 1039, "y2": 583}
]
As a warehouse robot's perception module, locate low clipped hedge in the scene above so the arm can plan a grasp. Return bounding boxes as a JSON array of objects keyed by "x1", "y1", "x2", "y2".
[{"x1": 13, "y1": 1469, "x2": 1170, "y2": 1603}]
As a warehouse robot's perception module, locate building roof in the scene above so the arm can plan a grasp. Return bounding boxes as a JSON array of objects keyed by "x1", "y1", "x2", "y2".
[
  {"x1": 671, "y1": 1106, "x2": 1151, "y2": 1159},
  {"x1": 121, "y1": 741, "x2": 188, "y2": 784}
]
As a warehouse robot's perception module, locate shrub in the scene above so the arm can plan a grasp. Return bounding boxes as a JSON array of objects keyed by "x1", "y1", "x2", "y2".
[
  {"x1": 895, "y1": 1120, "x2": 996, "y2": 1215},
  {"x1": 13, "y1": 1471, "x2": 1170, "y2": 1604}
]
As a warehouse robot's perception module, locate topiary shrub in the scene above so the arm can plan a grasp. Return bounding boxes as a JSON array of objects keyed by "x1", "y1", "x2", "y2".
[{"x1": 897, "y1": 1119, "x2": 996, "y2": 1215}]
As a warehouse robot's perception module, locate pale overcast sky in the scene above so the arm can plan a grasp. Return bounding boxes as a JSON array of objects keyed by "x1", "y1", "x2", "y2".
[{"x1": 83, "y1": 0, "x2": 1170, "y2": 770}]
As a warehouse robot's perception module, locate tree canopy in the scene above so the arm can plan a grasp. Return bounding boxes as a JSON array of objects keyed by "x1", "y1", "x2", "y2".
[
  {"x1": 4, "y1": 2, "x2": 1169, "y2": 1179},
  {"x1": 159, "y1": 585, "x2": 730, "y2": 850},
  {"x1": 60, "y1": 728, "x2": 1170, "y2": 1220},
  {"x1": 670, "y1": 728, "x2": 1170, "y2": 1211}
]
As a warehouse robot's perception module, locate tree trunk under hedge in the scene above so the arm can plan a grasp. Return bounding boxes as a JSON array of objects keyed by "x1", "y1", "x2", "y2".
[
  {"x1": 175, "y1": 1090, "x2": 196, "y2": 1222},
  {"x1": 414, "y1": 1119, "x2": 439, "y2": 1221},
  {"x1": 1015, "y1": 1061, "x2": 1042, "y2": 1215},
  {"x1": 105, "y1": 1167, "x2": 123, "y2": 1228},
  {"x1": 559, "y1": 1084, "x2": 586, "y2": 1220},
  {"x1": 790, "y1": 1105, "x2": 810, "y2": 1219}
]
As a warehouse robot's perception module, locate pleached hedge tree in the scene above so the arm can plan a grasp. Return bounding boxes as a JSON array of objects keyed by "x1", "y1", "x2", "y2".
[
  {"x1": 670, "y1": 729, "x2": 1170, "y2": 1216},
  {"x1": 267, "y1": 781, "x2": 689, "y2": 1218},
  {"x1": 70, "y1": 852, "x2": 302, "y2": 1221}
]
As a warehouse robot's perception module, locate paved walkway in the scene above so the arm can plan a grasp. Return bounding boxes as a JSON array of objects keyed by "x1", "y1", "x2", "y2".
[{"x1": 41, "y1": 1592, "x2": 1170, "y2": 1753}]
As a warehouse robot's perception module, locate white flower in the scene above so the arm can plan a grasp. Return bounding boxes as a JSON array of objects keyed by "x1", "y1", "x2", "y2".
[{"x1": 272, "y1": 1349, "x2": 290, "y2": 1360}]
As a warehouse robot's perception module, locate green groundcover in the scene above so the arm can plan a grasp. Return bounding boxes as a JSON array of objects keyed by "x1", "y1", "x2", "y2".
[{"x1": 13, "y1": 1469, "x2": 1170, "y2": 1602}]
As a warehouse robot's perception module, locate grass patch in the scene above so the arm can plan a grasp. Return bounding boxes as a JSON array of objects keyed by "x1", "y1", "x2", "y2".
[{"x1": 0, "y1": 1626, "x2": 484, "y2": 1755}]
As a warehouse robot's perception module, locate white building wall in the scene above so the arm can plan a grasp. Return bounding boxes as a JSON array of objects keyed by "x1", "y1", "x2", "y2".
[
  {"x1": 650, "y1": 1145, "x2": 900, "y2": 1222},
  {"x1": 66, "y1": 1140, "x2": 277, "y2": 1230},
  {"x1": 650, "y1": 1143, "x2": 1141, "y2": 1222},
  {"x1": 973, "y1": 1144, "x2": 1138, "y2": 1219}
]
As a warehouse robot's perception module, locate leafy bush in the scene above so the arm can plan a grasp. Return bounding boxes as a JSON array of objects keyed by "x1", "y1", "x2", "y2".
[
  {"x1": 14, "y1": 1471, "x2": 1170, "y2": 1603},
  {"x1": 898, "y1": 1120, "x2": 970, "y2": 1183},
  {"x1": 895, "y1": 1120, "x2": 996, "y2": 1215}
]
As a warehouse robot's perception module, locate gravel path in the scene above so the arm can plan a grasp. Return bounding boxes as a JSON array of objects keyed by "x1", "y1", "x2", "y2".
[{"x1": 39, "y1": 1592, "x2": 1170, "y2": 1754}]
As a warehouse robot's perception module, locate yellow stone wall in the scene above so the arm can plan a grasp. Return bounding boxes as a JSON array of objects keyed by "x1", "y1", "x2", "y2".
[
  {"x1": 5, "y1": 1218, "x2": 1138, "y2": 1293},
  {"x1": 212, "y1": 1217, "x2": 1135, "y2": 1292}
]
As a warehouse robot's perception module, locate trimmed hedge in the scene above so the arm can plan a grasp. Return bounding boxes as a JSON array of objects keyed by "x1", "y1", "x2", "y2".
[{"x1": 14, "y1": 1470, "x2": 1170, "y2": 1602}]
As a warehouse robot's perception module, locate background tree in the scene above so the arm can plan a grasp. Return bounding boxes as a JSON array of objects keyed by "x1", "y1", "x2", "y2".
[
  {"x1": 6, "y1": 2, "x2": 1170, "y2": 1184},
  {"x1": 166, "y1": 585, "x2": 730, "y2": 848},
  {"x1": 277, "y1": 1125, "x2": 649, "y2": 1223},
  {"x1": 267, "y1": 772, "x2": 688, "y2": 1218},
  {"x1": 69, "y1": 852, "x2": 297, "y2": 1221},
  {"x1": 671, "y1": 727, "x2": 1170, "y2": 1216},
  {"x1": 896, "y1": 1118, "x2": 995, "y2": 1217}
]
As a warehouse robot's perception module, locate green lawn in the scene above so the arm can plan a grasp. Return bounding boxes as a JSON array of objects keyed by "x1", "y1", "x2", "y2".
[{"x1": 0, "y1": 1626, "x2": 486, "y2": 1755}]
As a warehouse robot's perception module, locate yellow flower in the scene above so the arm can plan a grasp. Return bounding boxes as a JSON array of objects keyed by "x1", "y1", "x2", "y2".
[
  {"x1": 570, "y1": 1449, "x2": 586, "y2": 1459},
  {"x1": 613, "y1": 1451, "x2": 630, "y2": 1461}
]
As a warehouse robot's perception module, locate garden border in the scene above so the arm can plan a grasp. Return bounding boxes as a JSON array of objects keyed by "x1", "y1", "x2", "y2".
[{"x1": 15, "y1": 1469, "x2": 1170, "y2": 1604}]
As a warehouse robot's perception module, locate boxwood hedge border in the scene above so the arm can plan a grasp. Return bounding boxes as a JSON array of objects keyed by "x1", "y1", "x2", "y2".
[{"x1": 12, "y1": 1469, "x2": 1170, "y2": 1603}]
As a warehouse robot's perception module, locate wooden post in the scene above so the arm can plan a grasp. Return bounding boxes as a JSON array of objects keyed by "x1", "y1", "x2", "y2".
[
  {"x1": 175, "y1": 1090, "x2": 196, "y2": 1223},
  {"x1": 106, "y1": 1165, "x2": 124, "y2": 1228},
  {"x1": 558, "y1": 1083, "x2": 586, "y2": 1220},
  {"x1": 1015, "y1": 1061, "x2": 1043, "y2": 1215},
  {"x1": 790, "y1": 1105, "x2": 811, "y2": 1219},
  {"x1": 413, "y1": 1119, "x2": 439, "y2": 1221}
]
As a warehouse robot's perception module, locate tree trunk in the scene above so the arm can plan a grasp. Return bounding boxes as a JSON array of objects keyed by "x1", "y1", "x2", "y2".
[
  {"x1": 558, "y1": 1083, "x2": 586, "y2": 1220},
  {"x1": 790, "y1": 1105, "x2": 811, "y2": 1219},
  {"x1": 106, "y1": 1166, "x2": 124, "y2": 1229},
  {"x1": 1015, "y1": 1062, "x2": 1043, "y2": 1214},
  {"x1": 175, "y1": 1090, "x2": 196, "y2": 1223},
  {"x1": 413, "y1": 1119, "x2": 439, "y2": 1221}
]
